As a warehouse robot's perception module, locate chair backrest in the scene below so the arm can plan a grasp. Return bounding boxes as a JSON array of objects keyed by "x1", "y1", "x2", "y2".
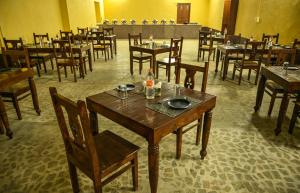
[
  {"x1": 198, "y1": 31, "x2": 213, "y2": 48},
  {"x1": 52, "y1": 37, "x2": 74, "y2": 61},
  {"x1": 267, "y1": 47, "x2": 296, "y2": 66},
  {"x1": 262, "y1": 33, "x2": 279, "y2": 44},
  {"x1": 3, "y1": 38, "x2": 24, "y2": 50},
  {"x1": 74, "y1": 33, "x2": 88, "y2": 44},
  {"x1": 168, "y1": 37, "x2": 183, "y2": 64},
  {"x1": 292, "y1": 39, "x2": 300, "y2": 64},
  {"x1": 33, "y1": 33, "x2": 50, "y2": 45},
  {"x1": 244, "y1": 40, "x2": 266, "y2": 60},
  {"x1": 49, "y1": 87, "x2": 100, "y2": 177},
  {"x1": 103, "y1": 27, "x2": 114, "y2": 36},
  {"x1": 200, "y1": 26, "x2": 211, "y2": 32},
  {"x1": 1, "y1": 47, "x2": 30, "y2": 68},
  {"x1": 91, "y1": 31, "x2": 105, "y2": 45},
  {"x1": 224, "y1": 34, "x2": 241, "y2": 44},
  {"x1": 77, "y1": 27, "x2": 89, "y2": 35},
  {"x1": 60, "y1": 30, "x2": 74, "y2": 42},
  {"x1": 175, "y1": 62, "x2": 209, "y2": 92},
  {"x1": 128, "y1": 33, "x2": 142, "y2": 47}
]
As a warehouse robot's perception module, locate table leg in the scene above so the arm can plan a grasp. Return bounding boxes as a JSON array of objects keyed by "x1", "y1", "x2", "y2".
[
  {"x1": 110, "y1": 39, "x2": 113, "y2": 59},
  {"x1": 114, "y1": 37, "x2": 117, "y2": 54},
  {"x1": 0, "y1": 116, "x2": 4, "y2": 134},
  {"x1": 200, "y1": 110, "x2": 212, "y2": 159},
  {"x1": 28, "y1": 77, "x2": 41, "y2": 115},
  {"x1": 152, "y1": 54, "x2": 157, "y2": 77},
  {"x1": 0, "y1": 97, "x2": 13, "y2": 138},
  {"x1": 130, "y1": 50, "x2": 133, "y2": 75},
  {"x1": 89, "y1": 111, "x2": 99, "y2": 135},
  {"x1": 88, "y1": 48, "x2": 93, "y2": 72},
  {"x1": 275, "y1": 92, "x2": 290, "y2": 136},
  {"x1": 222, "y1": 54, "x2": 229, "y2": 81},
  {"x1": 215, "y1": 49, "x2": 220, "y2": 72},
  {"x1": 148, "y1": 143, "x2": 159, "y2": 193},
  {"x1": 254, "y1": 75, "x2": 267, "y2": 112}
]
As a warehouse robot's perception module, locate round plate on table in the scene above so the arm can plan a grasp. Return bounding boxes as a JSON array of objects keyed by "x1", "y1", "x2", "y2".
[{"x1": 167, "y1": 98, "x2": 191, "y2": 109}]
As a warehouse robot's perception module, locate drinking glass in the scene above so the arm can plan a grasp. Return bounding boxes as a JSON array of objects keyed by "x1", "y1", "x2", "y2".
[{"x1": 118, "y1": 84, "x2": 128, "y2": 99}]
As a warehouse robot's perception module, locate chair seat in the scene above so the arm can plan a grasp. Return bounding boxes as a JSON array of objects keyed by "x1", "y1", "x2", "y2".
[
  {"x1": 234, "y1": 60, "x2": 259, "y2": 68},
  {"x1": 157, "y1": 57, "x2": 177, "y2": 64},
  {"x1": 30, "y1": 53, "x2": 53, "y2": 58},
  {"x1": 94, "y1": 45, "x2": 107, "y2": 49},
  {"x1": 72, "y1": 130, "x2": 139, "y2": 178},
  {"x1": 228, "y1": 53, "x2": 243, "y2": 59},
  {"x1": 265, "y1": 80, "x2": 284, "y2": 91},
  {"x1": 133, "y1": 53, "x2": 152, "y2": 59},
  {"x1": 200, "y1": 45, "x2": 213, "y2": 50},
  {"x1": 0, "y1": 80, "x2": 30, "y2": 95}
]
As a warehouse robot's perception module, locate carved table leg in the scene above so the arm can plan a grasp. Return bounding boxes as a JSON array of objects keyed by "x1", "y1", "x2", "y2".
[
  {"x1": 200, "y1": 110, "x2": 212, "y2": 159},
  {"x1": 275, "y1": 92, "x2": 290, "y2": 136},
  {"x1": 28, "y1": 77, "x2": 41, "y2": 115},
  {"x1": 254, "y1": 75, "x2": 266, "y2": 112},
  {"x1": 148, "y1": 143, "x2": 159, "y2": 193},
  {"x1": 222, "y1": 54, "x2": 228, "y2": 81},
  {"x1": 89, "y1": 111, "x2": 98, "y2": 135},
  {"x1": 0, "y1": 97, "x2": 13, "y2": 138}
]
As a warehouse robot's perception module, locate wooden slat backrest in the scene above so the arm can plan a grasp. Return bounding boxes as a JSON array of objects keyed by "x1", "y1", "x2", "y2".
[
  {"x1": 3, "y1": 38, "x2": 23, "y2": 50},
  {"x1": 1, "y1": 47, "x2": 30, "y2": 68},
  {"x1": 33, "y1": 33, "x2": 50, "y2": 45},
  {"x1": 262, "y1": 33, "x2": 279, "y2": 44},
  {"x1": 168, "y1": 37, "x2": 183, "y2": 64},
  {"x1": 267, "y1": 48, "x2": 296, "y2": 66},
  {"x1": 176, "y1": 62, "x2": 209, "y2": 92},
  {"x1": 128, "y1": 33, "x2": 142, "y2": 46}
]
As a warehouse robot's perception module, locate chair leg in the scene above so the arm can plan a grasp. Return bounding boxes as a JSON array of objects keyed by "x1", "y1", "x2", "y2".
[
  {"x1": 42, "y1": 58, "x2": 47, "y2": 73},
  {"x1": 268, "y1": 91, "x2": 277, "y2": 116},
  {"x1": 104, "y1": 49, "x2": 107, "y2": 61},
  {"x1": 248, "y1": 69, "x2": 251, "y2": 80},
  {"x1": 93, "y1": 180, "x2": 103, "y2": 193},
  {"x1": 50, "y1": 58, "x2": 54, "y2": 70},
  {"x1": 67, "y1": 161, "x2": 80, "y2": 193},
  {"x1": 93, "y1": 51, "x2": 96, "y2": 62},
  {"x1": 196, "y1": 116, "x2": 203, "y2": 145},
  {"x1": 197, "y1": 49, "x2": 200, "y2": 62},
  {"x1": 57, "y1": 66, "x2": 62, "y2": 82},
  {"x1": 255, "y1": 69, "x2": 260, "y2": 85},
  {"x1": 12, "y1": 95, "x2": 22, "y2": 120},
  {"x1": 73, "y1": 66, "x2": 77, "y2": 82},
  {"x1": 232, "y1": 66, "x2": 236, "y2": 80},
  {"x1": 156, "y1": 63, "x2": 159, "y2": 79},
  {"x1": 131, "y1": 154, "x2": 138, "y2": 191},
  {"x1": 36, "y1": 65, "x2": 41, "y2": 77},
  {"x1": 176, "y1": 127, "x2": 183, "y2": 159},
  {"x1": 167, "y1": 65, "x2": 171, "y2": 82},
  {"x1": 288, "y1": 104, "x2": 300, "y2": 134},
  {"x1": 238, "y1": 68, "x2": 243, "y2": 85},
  {"x1": 139, "y1": 60, "x2": 142, "y2": 75}
]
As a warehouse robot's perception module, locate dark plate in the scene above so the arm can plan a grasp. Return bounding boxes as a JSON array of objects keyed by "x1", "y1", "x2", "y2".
[
  {"x1": 167, "y1": 98, "x2": 191, "y2": 109},
  {"x1": 117, "y1": 84, "x2": 135, "y2": 91}
]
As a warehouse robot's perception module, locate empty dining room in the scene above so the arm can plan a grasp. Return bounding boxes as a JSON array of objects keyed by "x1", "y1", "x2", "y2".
[{"x1": 1, "y1": 0, "x2": 300, "y2": 193}]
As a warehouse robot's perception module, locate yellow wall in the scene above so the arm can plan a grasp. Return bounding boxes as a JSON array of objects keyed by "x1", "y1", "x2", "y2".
[
  {"x1": 207, "y1": 0, "x2": 223, "y2": 30},
  {"x1": 103, "y1": 0, "x2": 209, "y2": 25},
  {"x1": 94, "y1": 1, "x2": 101, "y2": 23},
  {"x1": 235, "y1": 0, "x2": 300, "y2": 44},
  {"x1": 0, "y1": 0, "x2": 65, "y2": 43},
  {"x1": 66, "y1": 0, "x2": 97, "y2": 32},
  {"x1": 0, "y1": 0, "x2": 98, "y2": 43}
]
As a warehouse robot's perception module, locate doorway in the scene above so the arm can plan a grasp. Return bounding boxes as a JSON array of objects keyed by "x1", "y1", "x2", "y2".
[{"x1": 177, "y1": 3, "x2": 191, "y2": 24}]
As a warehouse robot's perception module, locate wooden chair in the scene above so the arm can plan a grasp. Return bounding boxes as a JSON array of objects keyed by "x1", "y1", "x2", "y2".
[
  {"x1": 49, "y1": 87, "x2": 139, "y2": 193},
  {"x1": 264, "y1": 48, "x2": 296, "y2": 116},
  {"x1": 232, "y1": 40, "x2": 266, "y2": 85},
  {"x1": 262, "y1": 33, "x2": 279, "y2": 44},
  {"x1": 0, "y1": 47, "x2": 41, "y2": 120},
  {"x1": 77, "y1": 27, "x2": 89, "y2": 35},
  {"x1": 128, "y1": 33, "x2": 152, "y2": 75},
  {"x1": 292, "y1": 39, "x2": 300, "y2": 65},
  {"x1": 52, "y1": 38, "x2": 84, "y2": 82},
  {"x1": 32, "y1": 33, "x2": 54, "y2": 73},
  {"x1": 60, "y1": 30, "x2": 74, "y2": 43},
  {"x1": 103, "y1": 27, "x2": 115, "y2": 58},
  {"x1": 103, "y1": 27, "x2": 114, "y2": 35},
  {"x1": 288, "y1": 101, "x2": 300, "y2": 134},
  {"x1": 174, "y1": 61, "x2": 209, "y2": 159},
  {"x1": 91, "y1": 31, "x2": 110, "y2": 61},
  {"x1": 3, "y1": 38, "x2": 23, "y2": 50},
  {"x1": 156, "y1": 37, "x2": 183, "y2": 82},
  {"x1": 197, "y1": 31, "x2": 215, "y2": 61},
  {"x1": 73, "y1": 33, "x2": 89, "y2": 74}
]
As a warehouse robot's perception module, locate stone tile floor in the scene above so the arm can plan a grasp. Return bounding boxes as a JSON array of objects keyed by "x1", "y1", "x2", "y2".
[{"x1": 1, "y1": 40, "x2": 300, "y2": 193}]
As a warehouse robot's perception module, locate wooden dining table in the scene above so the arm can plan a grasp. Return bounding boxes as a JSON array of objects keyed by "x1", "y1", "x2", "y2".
[
  {"x1": 0, "y1": 68, "x2": 40, "y2": 139},
  {"x1": 254, "y1": 66, "x2": 300, "y2": 135},
  {"x1": 86, "y1": 83, "x2": 216, "y2": 193},
  {"x1": 129, "y1": 43, "x2": 170, "y2": 76},
  {"x1": 25, "y1": 43, "x2": 93, "y2": 72}
]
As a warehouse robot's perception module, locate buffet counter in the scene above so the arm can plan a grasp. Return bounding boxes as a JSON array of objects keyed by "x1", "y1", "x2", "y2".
[{"x1": 98, "y1": 24, "x2": 201, "y2": 39}]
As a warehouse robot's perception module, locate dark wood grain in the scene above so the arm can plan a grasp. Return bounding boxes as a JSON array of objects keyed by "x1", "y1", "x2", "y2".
[
  {"x1": 86, "y1": 83, "x2": 216, "y2": 193},
  {"x1": 50, "y1": 87, "x2": 139, "y2": 193}
]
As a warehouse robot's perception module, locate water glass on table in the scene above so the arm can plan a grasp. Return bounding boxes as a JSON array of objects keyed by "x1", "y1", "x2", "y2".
[{"x1": 118, "y1": 84, "x2": 128, "y2": 99}]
